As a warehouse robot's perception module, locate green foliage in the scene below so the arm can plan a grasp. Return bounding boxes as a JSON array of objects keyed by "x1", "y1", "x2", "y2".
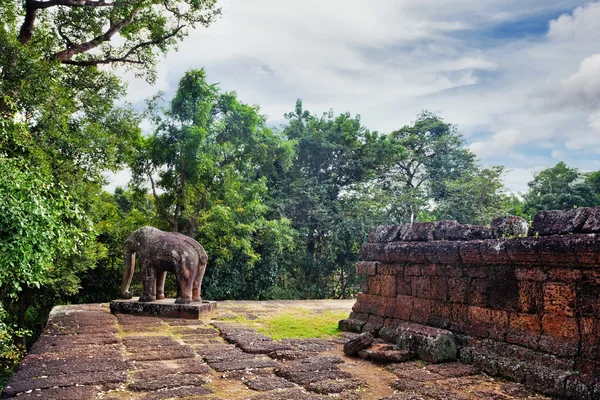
[
  {"x1": 0, "y1": 305, "x2": 27, "y2": 388},
  {"x1": 523, "y1": 162, "x2": 598, "y2": 215}
]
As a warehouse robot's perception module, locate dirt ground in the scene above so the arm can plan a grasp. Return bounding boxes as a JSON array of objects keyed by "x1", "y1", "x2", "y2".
[{"x1": 1, "y1": 300, "x2": 552, "y2": 399}]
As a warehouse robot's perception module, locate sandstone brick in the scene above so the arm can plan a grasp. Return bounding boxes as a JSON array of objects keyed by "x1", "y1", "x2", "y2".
[
  {"x1": 377, "y1": 263, "x2": 403, "y2": 275},
  {"x1": 458, "y1": 241, "x2": 482, "y2": 264},
  {"x1": 532, "y1": 208, "x2": 590, "y2": 236},
  {"x1": 515, "y1": 267, "x2": 547, "y2": 282},
  {"x1": 411, "y1": 298, "x2": 432, "y2": 324},
  {"x1": 465, "y1": 267, "x2": 488, "y2": 279},
  {"x1": 380, "y1": 275, "x2": 397, "y2": 298},
  {"x1": 583, "y1": 270, "x2": 600, "y2": 284},
  {"x1": 448, "y1": 277, "x2": 468, "y2": 303},
  {"x1": 480, "y1": 239, "x2": 510, "y2": 264},
  {"x1": 544, "y1": 282, "x2": 576, "y2": 317},
  {"x1": 368, "y1": 225, "x2": 403, "y2": 243},
  {"x1": 367, "y1": 276, "x2": 381, "y2": 296},
  {"x1": 359, "y1": 243, "x2": 383, "y2": 261},
  {"x1": 349, "y1": 312, "x2": 369, "y2": 322},
  {"x1": 356, "y1": 261, "x2": 378, "y2": 275},
  {"x1": 444, "y1": 265, "x2": 464, "y2": 277},
  {"x1": 492, "y1": 215, "x2": 529, "y2": 238},
  {"x1": 581, "y1": 318, "x2": 600, "y2": 359},
  {"x1": 428, "y1": 301, "x2": 451, "y2": 329},
  {"x1": 430, "y1": 277, "x2": 448, "y2": 301},
  {"x1": 422, "y1": 241, "x2": 461, "y2": 264},
  {"x1": 467, "y1": 279, "x2": 489, "y2": 307},
  {"x1": 574, "y1": 234, "x2": 599, "y2": 265},
  {"x1": 450, "y1": 304, "x2": 469, "y2": 334},
  {"x1": 352, "y1": 294, "x2": 385, "y2": 315},
  {"x1": 538, "y1": 235, "x2": 578, "y2": 266},
  {"x1": 394, "y1": 295, "x2": 413, "y2": 321},
  {"x1": 362, "y1": 315, "x2": 384, "y2": 335},
  {"x1": 383, "y1": 296, "x2": 396, "y2": 318},
  {"x1": 507, "y1": 313, "x2": 541, "y2": 349},
  {"x1": 539, "y1": 315, "x2": 580, "y2": 357},
  {"x1": 579, "y1": 282, "x2": 600, "y2": 317},
  {"x1": 396, "y1": 275, "x2": 412, "y2": 296},
  {"x1": 467, "y1": 306, "x2": 492, "y2": 338},
  {"x1": 548, "y1": 268, "x2": 583, "y2": 282},
  {"x1": 404, "y1": 264, "x2": 422, "y2": 276},
  {"x1": 518, "y1": 281, "x2": 544, "y2": 314},
  {"x1": 504, "y1": 237, "x2": 541, "y2": 264},
  {"x1": 411, "y1": 276, "x2": 431, "y2": 299},
  {"x1": 421, "y1": 264, "x2": 437, "y2": 276},
  {"x1": 582, "y1": 207, "x2": 600, "y2": 232}
]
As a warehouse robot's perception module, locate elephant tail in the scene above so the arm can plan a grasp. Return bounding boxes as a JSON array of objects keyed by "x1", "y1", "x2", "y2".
[{"x1": 121, "y1": 233, "x2": 138, "y2": 299}]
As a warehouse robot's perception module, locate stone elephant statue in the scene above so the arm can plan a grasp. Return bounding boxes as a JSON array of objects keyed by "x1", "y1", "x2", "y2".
[{"x1": 121, "y1": 226, "x2": 208, "y2": 304}]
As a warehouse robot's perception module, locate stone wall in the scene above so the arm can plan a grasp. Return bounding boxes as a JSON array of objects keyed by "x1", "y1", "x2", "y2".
[{"x1": 340, "y1": 207, "x2": 600, "y2": 399}]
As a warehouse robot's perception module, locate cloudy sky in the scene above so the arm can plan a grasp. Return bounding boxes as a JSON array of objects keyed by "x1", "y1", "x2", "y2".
[{"x1": 112, "y1": 0, "x2": 600, "y2": 194}]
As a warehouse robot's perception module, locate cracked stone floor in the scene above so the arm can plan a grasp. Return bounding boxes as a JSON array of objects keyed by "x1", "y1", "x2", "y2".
[{"x1": 1, "y1": 300, "x2": 551, "y2": 399}]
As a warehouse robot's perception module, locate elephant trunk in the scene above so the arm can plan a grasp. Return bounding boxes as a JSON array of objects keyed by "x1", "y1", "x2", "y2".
[{"x1": 121, "y1": 242, "x2": 136, "y2": 299}]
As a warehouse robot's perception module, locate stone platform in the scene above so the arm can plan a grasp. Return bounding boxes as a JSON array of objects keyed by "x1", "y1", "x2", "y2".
[{"x1": 110, "y1": 297, "x2": 217, "y2": 319}]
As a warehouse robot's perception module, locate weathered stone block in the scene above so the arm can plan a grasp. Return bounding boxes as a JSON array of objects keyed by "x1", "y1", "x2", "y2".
[
  {"x1": 362, "y1": 315, "x2": 384, "y2": 335},
  {"x1": 450, "y1": 303, "x2": 469, "y2": 334},
  {"x1": 459, "y1": 241, "x2": 483, "y2": 264},
  {"x1": 399, "y1": 222, "x2": 437, "y2": 241},
  {"x1": 349, "y1": 312, "x2": 369, "y2": 322},
  {"x1": 377, "y1": 263, "x2": 403, "y2": 275},
  {"x1": 448, "y1": 277, "x2": 468, "y2": 303},
  {"x1": 380, "y1": 275, "x2": 397, "y2": 298},
  {"x1": 422, "y1": 241, "x2": 461, "y2": 264},
  {"x1": 368, "y1": 276, "x2": 381, "y2": 295},
  {"x1": 575, "y1": 234, "x2": 599, "y2": 265},
  {"x1": 428, "y1": 301, "x2": 451, "y2": 329},
  {"x1": 507, "y1": 313, "x2": 541, "y2": 349},
  {"x1": 581, "y1": 318, "x2": 600, "y2": 359},
  {"x1": 411, "y1": 298, "x2": 431, "y2": 324},
  {"x1": 110, "y1": 298, "x2": 216, "y2": 319},
  {"x1": 396, "y1": 322, "x2": 457, "y2": 363},
  {"x1": 480, "y1": 239, "x2": 510, "y2": 264},
  {"x1": 394, "y1": 295, "x2": 413, "y2": 321},
  {"x1": 466, "y1": 279, "x2": 489, "y2": 307},
  {"x1": 430, "y1": 277, "x2": 448, "y2": 301},
  {"x1": 383, "y1": 296, "x2": 396, "y2": 318},
  {"x1": 515, "y1": 267, "x2": 547, "y2": 282},
  {"x1": 548, "y1": 268, "x2": 583, "y2": 282},
  {"x1": 358, "y1": 344, "x2": 414, "y2": 363},
  {"x1": 538, "y1": 235, "x2": 579, "y2": 265},
  {"x1": 404, "y1": 264, "x2": 422, "y2": 276},
  {"x1": 582, "y1": 207, "x2": 600, "y2": 233},
  {"x1": 356, "y1": 261, "x2": 378, "y2": 275},
  {"x1": 411, "y1": 276, "x2": 431, "y2": 299},
  {"x1": 384, "y1": 242, "x2": 427, "y2": 264},
  {"x1": 579, "y1": 282, "x2": 600, "y2": 317},
  {"x1": 444, "y1": 224, "x2": 492, "y2": 241},
  {"x1": 505, "y1": 237, "x2": 541, "y2": 264},
  {"x1": 465, "y1": 266, "x2": 488, "y2": 279},
  {"x1": 544, "y1": 282, "x2": 576, "y2": 317},
  {"x1": 396, "y1": 275, "x2": 412, "y2": 296},
  {"x1": 421, "y1": 264, "x2": 437, "y2": 276},
  {"x1": 491, "y1": 216, "x2": 529, "y2": 238},
  {"x1": 343, "y1": 332, "x2": 374, "y2": 356},
  {"x1": 531, "y1": 208, "x2": 590, "y2": 236},
  {"x1": 518, "y1": 281, "x2": 544, "y2": 314},
  {"x1": 368, "y1": 225, "x2": 403, "y2": 243},
  {"x1": 539, "y1": 315, "x2": 580, "y2": 357},
  {"x1": 359, "y1": 243, "x2": 383, "y2": 261},
  {"x1": 338, "y1": 318, "x2": 366, "y2": 333}
]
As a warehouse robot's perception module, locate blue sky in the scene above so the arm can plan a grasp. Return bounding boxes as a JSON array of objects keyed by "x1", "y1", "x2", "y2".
[{"x1": 110, "y1": 0, "x2": 600, "y2": 194}]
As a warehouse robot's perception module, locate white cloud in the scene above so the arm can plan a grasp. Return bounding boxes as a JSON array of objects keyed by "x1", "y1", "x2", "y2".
[
  {"x1": 547, "y1": 2, "x2": 600, "y2": 42},
  {"x1": 114, "y1": 0, "x2": 600, "y2": 194}
]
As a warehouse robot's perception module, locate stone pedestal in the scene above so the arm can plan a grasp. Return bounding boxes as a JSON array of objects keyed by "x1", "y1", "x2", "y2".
[{"x1": 110, "y1": 298, "x2": 217, "y2": 319}]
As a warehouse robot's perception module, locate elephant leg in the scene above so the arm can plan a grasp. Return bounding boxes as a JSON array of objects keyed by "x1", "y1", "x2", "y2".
[
  {"x1": 192, "y1": 263, "x2": 206, "y2": 302},
  {"x1": 175, "y1": 260, "x2": 195, "y2": 305},
  {"x1": 139, "y1": 258, "x2": 157, "y2": 302},
  {"x1": 156, "y1": 271, "x2": 167, "y2": 300}
]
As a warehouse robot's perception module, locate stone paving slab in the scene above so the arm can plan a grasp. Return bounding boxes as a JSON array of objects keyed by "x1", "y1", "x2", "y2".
[{"x1": 1, "y1": 300, "x2": 557, "y2": 399}]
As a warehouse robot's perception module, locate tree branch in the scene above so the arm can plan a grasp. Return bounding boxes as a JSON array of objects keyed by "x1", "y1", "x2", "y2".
[
  {"x1": 54, "y1": 23, "x2": 186, "y2": 66},
  {"x1": 51, "y1": 5, "x2": 141, "y2": 61}
]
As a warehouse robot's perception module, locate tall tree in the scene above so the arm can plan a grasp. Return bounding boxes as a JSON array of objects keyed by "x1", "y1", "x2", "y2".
[
  {"x1": 132, "y1": 69, "x2": 296, "y2": 299},
  {"x1": 523, "y1": 162, "x2": 598, "y2": 214}
]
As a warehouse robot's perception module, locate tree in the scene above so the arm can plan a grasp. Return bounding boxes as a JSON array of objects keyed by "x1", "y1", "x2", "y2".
[
  {"x1": 132, "y1": 69, "x2": 296, "y2": 300},
  {"x1": 276, "y1": 101, "x2": 401, "y2": 297},
  {"x1": 382, "y1": 111, "x2": 478, "y2": 223},
  {"x1": 523, "y1": 162, "x2": 598, "y2": 214}
]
